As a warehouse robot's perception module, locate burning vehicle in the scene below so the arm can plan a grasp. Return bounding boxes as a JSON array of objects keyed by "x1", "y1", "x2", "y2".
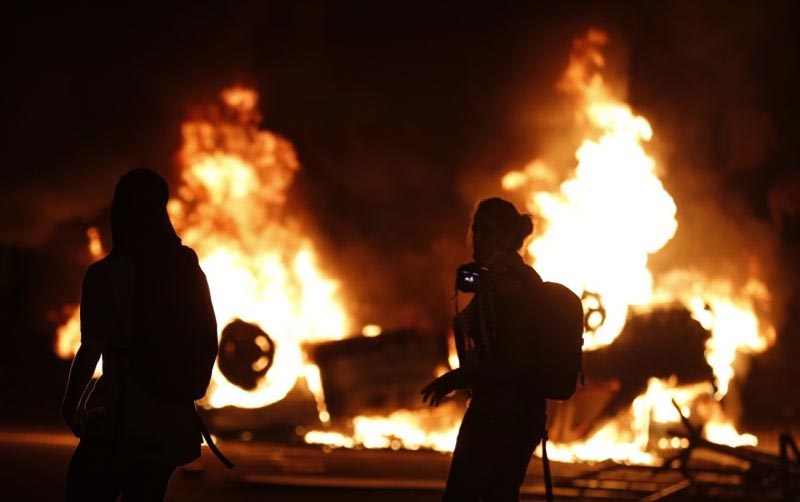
[{"x1": 52, "y1": 27, "x2": 797, "y2": 499}]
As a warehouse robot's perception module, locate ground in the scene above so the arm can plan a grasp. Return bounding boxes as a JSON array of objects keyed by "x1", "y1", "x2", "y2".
[{"x1": 4, "y1": 426, "x2": 796, "y2": 501}]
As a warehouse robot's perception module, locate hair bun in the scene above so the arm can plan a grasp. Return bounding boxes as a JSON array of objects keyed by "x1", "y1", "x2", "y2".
[
  {"x1": 473, "y1": 197, "x2": 533, "y2": 251},
  {"x1": 518, "y1": 213, "x2": 534, "y2": 240}
]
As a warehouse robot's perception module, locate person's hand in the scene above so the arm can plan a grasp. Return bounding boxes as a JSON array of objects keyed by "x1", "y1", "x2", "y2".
[
  {"x1": 421, "y1": 371, "x2": 458, "y2": 407},
  {"x1": 60, "y1": 402, "x2": 81, "y2": 438}
]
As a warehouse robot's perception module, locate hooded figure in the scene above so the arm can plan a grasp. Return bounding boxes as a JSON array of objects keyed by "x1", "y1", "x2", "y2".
[{"x1": 61, "y1": 168, "x2": 218, "y2": 501}]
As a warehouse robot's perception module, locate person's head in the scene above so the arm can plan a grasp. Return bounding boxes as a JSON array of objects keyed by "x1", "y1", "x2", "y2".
[
  {"x1": 470, "y1": 197, "x2": 533, "y2": 264},
  {"x1": 111, "y1": 168, "x2": 178, "y2": 254}
]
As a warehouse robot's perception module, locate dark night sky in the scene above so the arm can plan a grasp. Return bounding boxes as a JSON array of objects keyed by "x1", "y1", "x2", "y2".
[
  {"x1": 4, "y1": 1, "x2": 795, "y2": 243},
  {"x1": 2, "y1": 1, "x2": 800, "y2": 421}
]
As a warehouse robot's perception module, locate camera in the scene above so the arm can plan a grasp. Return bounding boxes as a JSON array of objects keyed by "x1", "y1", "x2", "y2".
[{"x1": 456, "y1": 262, "x2": 486, "y2": 293}]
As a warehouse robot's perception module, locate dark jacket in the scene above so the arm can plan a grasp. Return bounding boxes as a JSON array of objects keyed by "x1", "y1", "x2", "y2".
[
  {"x1": 453, "y1": 251, "x2": 545, "y2": 404},
  {"x1": 81, "y1": 245, "x2": 217, "y2": 465}
]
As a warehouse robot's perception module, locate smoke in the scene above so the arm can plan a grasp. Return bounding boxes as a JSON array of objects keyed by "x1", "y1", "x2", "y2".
[{"x1": 638, "y1": 1, "x2": 793, "y2": 331}]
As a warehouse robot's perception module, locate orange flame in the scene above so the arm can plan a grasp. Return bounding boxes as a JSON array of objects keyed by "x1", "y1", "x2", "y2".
[
  {"x1": 87, "y1": 227, "x2": 103, "y2": 260},
  {"x1": 502, "y1": 29, "x2": 677, "y2": 350},
  {"x1": 300, "y1": 29, "x2": 775, "y2": 458},
  {"x1": 305, "y1": 402, "x2": 461, "y2": 453},
  {"x1": 55, "y1": 305, "x2": 81, "y2": 361},
  {"x1": 168, "y1": 86, "x2": 351, "y2": 409},
  {"x1": 56, "y1": 87, "x2": 350, "y2": 414},
  {"x1": 54, "y1": 34, "x2": 775, "y2": 460},
  {"x1": 501, "y1": 29, "x2": 773, "y2": 460},
  {"x1": 55, "y1": 227, "x2": 105, "y2": 376}
]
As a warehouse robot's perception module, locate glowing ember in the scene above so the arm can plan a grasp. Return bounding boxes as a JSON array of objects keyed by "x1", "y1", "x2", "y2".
[{"x1": 361, "y1": 324, "x2": 383, "y2": 337}]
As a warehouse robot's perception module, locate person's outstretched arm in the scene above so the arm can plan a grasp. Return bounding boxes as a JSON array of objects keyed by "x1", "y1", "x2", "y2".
[{"x1": 421, "y1": 274, "x2": 530, "y2": 405}]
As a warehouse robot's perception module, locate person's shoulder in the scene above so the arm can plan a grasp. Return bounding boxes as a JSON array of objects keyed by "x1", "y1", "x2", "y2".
[
  {"x1": 490, "y1": 272, "x2": 527, "y2": 297},
  {"x1": 175, "y1": 245, "x2": 203, "y2": 272},
  {"x1": 82, "y1": 255, "x2": 123, "y2": 293},
  {"x1": 177, "y1": 245, "x2": 200, "y2": 263},
  {"x1": 84, "y1": 255, "x2": 114, "y2": 279},
  {"x1": 495, "y1": 263, "x2": 544, "y2": 298},
  {"x1": 522, "y1": 264, "x2": 543, "y2": 285}
]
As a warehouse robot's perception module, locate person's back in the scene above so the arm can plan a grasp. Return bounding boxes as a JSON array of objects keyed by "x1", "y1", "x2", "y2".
[{"x1": 61, "y1": 168, "x2": 218, "y2": 501}]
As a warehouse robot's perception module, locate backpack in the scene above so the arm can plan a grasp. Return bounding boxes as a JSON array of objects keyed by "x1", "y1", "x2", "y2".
[
  {"x1": 478, "y1": 258, "x2": 584, "y2": 401},
  {"x1": 503, "y1": 268, "x2": 584, "y2": 502},
  {"x1": 534, "y1": 281, "x2": 585, "y2": 401}
]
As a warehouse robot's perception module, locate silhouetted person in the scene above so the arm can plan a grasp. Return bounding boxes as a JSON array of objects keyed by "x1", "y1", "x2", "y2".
[
  {"x1": 61, "y1": 168, "x2": 218, "y2": 501},
  {"x1": 422, "y1": 197, "x2": 545, "y2": 501}
]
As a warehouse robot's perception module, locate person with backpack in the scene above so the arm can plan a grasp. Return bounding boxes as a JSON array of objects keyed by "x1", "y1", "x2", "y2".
[
  {"x1": 60, "y1": 168, "x2": 219, "y2": 501},
  {"x1": 422, "y1": 197, "x2": 583, "y2": 502}
]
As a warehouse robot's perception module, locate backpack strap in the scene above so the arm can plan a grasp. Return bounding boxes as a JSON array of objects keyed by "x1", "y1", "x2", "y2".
[
  {"x1": 542, "y1": 428, "x2": 554, "y2": 502},
  {"x1": 195, "y1": 405, "x2": 235, "y2": 469},
  {"x1": 472, "y1": 259, "x2": 520, "y2": 356}
]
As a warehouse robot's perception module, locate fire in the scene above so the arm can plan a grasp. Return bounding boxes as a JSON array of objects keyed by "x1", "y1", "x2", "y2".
[
  {"x1": 86, "y1": 227, "x2": 104, "y2": 260},
  {"x1": 56, "y1": 87, "x2": 350, "y2": 412},
  {"x1": 305, "y1": 403, "x2": 461, "y2": 453},
  {"x1": 541, "y1": 376, "x2": 756, "y2": 464},
  {"x1": 502, "y1": 28, "x2": 677, "y2": 350},
  {"x1": 542, "y1": 377, "x2": 706, "y2": 464},
  {"x1": 168, "y1": 86, "x2": 350, "y2": 409},
  {"x1": 308, "y1": 29, "x2": 774, "y2": 458},
  {"x1": 55, "y1": 305, "x2": 81, "y2": 361},
  {"x1": 705, "y1": 417, "x2": 758, "y2": 448},
  {"x1": 55, "y1": 227, "x2": 105, "y2": 376},
  {"x1": 502, "y1": 28, "x2": 774, "y2": 461},
  {"x1": 544, "y1": 378, "x2": 681, "y2": 465},
  {"x1": 55, "y1": 227, "x2": 105, "y2": 360},
  {"x1": 302, "y1": 327, "x2": 463, "y2": 451},
  {"x1": 446, "y1": 331, "x2": 459, "y2": 371},
  {"x1": 54, "y1": 31, "x2": 776, "y2": 463},
  {"x1": 656, "y1": 273, "x2": 775, "y2": 399},
  {"x1": 361, "y1": 324, "x2": 383, "y2": 337}
]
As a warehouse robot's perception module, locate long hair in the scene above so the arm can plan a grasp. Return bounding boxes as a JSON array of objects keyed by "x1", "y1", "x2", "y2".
[{"x1": 110, "y1": 168, "x2": 179, "y2": 256}]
